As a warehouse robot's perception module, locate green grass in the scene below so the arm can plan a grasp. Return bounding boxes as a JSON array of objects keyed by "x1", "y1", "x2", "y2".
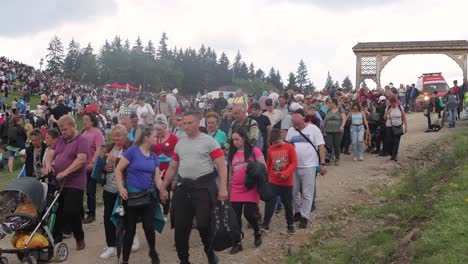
[
  {"x1": 287, "y1": 128, "x2": 468, "y2": 264},
  {"x1": 6, "y1": 91, "x2": 41, "y2": 110},
  {"x1": 412, "y1": 164, "x2": 468, "y2": 264}
]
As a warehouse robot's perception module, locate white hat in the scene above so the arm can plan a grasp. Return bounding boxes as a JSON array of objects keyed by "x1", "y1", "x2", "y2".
[
  {"x1": 289, "y1": 102, "x2": 303, "y2": 112},
  {"x1": 379, "y1": 96, "x2": 386, "y2": 102}
]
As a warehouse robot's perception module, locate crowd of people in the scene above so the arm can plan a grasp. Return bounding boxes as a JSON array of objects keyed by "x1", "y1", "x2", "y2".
[{"x1": 1, "y1": 55, "x2": 468, "y2": 264}]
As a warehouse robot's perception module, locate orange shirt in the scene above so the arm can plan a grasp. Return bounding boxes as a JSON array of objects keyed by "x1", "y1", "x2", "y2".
[{"x1": 266, "y1": 142, "x2": 297, "y2": 186}]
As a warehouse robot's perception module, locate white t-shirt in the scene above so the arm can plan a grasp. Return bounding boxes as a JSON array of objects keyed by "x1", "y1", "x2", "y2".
[
  {"x1": 136, "y1": 103, "x2": 155, "y2": 126},
  {"x1": 286, "y1": 124, "x2": 325, "y2": 168}
]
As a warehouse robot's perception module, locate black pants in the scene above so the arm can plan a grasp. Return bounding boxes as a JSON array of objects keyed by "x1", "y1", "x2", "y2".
[
  {"x1": 385, "y1": 127, "x2": 402, "y2": 160},
  {"x1": 341, "y1": 126, "x2": 351, "y2": 153},
  {"x1": 103, "y1": 190, "x2": 118, "y2": 247},
  {"x1": 160, "y1": 185, "x2": 171, "y2": 215},
  {"x1": 86, "y1": 173, "x2": 96, "y2": 215},
  {"x1": 382, "y1": 127, "x2": 392, "y2": 155},
  {"x1": 123, "y1": 199, "x2": 157, "y2": 262},
  {"x1": 231, "y1": 202, "x2": 260, "y2": 237},
  {"x1": 53, "y1": 187, "x2": 84, "y2": 242},
  {"x1": 173, "y1": 187, "x2": 216, "y2": 264},
  {"x1": 263, "y1": 184, "x2": 293, "y2": 227}
]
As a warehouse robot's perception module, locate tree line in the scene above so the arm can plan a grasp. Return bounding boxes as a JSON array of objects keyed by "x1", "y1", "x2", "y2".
[{"x1": 45, "y1": 33, "x2": 353, "y2": 95}]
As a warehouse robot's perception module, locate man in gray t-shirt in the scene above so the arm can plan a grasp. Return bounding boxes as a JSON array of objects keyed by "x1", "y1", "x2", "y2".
[{"x1": 160, "y1": 112, "x2": 228, "y2": 264}]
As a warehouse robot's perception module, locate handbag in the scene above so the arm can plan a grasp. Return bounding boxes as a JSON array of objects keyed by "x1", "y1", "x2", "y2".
[
  {"x1": 210, "y1": 201, "x2": 243, "y2": 252},
  {"x1": 127, "y1": 190, "x2": 152, "y2": 208},
  {"x1": 389, "y1": 107, "x2": 405, "y2": 136},
  {"x1": 126, "y1": 152, "x2": 157, "y2": 208}
]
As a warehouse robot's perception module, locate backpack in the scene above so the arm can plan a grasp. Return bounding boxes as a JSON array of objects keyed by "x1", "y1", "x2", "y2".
[{"x1": 210, "y1": 201, "x2": 242, "y2": 252}]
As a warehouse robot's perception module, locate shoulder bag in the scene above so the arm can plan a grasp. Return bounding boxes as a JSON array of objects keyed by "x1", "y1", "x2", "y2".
[
  {"x1": 126, "y1": 152, "x2": 157, "y2": 208},
  {"x1": 389, "y1": 106, "x2": 404, "y2": 136},
  {"x1": 296, "y1": 128, "x2": 322, "y2": 173}
]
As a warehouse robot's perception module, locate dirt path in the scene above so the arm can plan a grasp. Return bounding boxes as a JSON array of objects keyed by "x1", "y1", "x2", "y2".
[{"x1": 1, "y1": 113, "x2": 463, "y2": 264}]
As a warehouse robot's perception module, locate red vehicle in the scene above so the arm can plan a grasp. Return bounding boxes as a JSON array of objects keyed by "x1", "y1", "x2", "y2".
[{"x1": 415, "y1": 73, "x2": 449, "y2": 111}]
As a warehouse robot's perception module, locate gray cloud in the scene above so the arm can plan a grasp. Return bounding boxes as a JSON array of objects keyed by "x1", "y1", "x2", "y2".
[{"x1": 0, "y1": 0, "x2": 118, "y2": 36}]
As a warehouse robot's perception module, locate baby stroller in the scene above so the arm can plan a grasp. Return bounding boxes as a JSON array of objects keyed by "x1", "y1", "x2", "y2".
[{"x1": 0, "y1": 177, "x2": 68, "y2": 264}]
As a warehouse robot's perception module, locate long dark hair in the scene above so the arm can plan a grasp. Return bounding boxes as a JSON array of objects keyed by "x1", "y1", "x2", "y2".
[{"x1": 228, "y1": 128, "x2": 253, "y2": 165}]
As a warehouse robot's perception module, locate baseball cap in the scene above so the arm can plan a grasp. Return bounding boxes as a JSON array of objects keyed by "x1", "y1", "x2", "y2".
[
  {"x1": 289, "y1": 102, "x2": 303, "y2": 112},
  {"x1": 378, "y1": 96, "x2": 386, "y2": 102}
]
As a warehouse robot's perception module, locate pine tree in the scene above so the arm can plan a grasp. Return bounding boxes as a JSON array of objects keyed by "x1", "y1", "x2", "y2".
[
  {"x1": 157, "y1": 32, "x2": 169, "y2": 59},
  {"x1": 133, "y1": 36, "x2": 144, "y2": 53},
  {"x1": 342, "y1": 75, "x2": 353, "y2": 91},
  {"x1": 145, "y1": 40, "x2": 156, "y2": 59},
  {"x1": 287, "y1": 72, "x2": 296, "y2": 90},
  {"x1": 63, "y1": 38, "x2": 81, "y2": 80},
  {"x1": 77, "y1": 43, "x2": 98, "y2": 84},
  {"x1": 255, "y1": 69, "x2": 265, "y2": 81},
  {"x1": 45, "y1": 35, "x2": 65, "y2": 76},
  {"x1": 248, "y1": 63, "x2": 255, "y2": 80},
  {"x1": 296, "y1": 60, "x2": 309, "y2": 90}
]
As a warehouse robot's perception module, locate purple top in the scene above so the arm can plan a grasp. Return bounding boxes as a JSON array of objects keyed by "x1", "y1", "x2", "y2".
[
  {"x1": 81, "y1": 128, "x2": 105, "y2": 161},
  {"x1": 52, "y1": 134, "x2": 90, "y2": 190},
  {"x1": 123, "y1": 146, "x2": 159, "y2": 191}
]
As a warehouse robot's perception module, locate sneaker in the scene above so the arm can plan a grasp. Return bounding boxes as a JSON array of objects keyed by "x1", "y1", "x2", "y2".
[
  {"x1": 287, "y1": 225, "x2": 296, "y2": 234},
  {"x1": 275, "y1": 204, "x2": 283, "y2": 214},
  {"x1": 229, "y1": 243, "x2": 243, "y2": 255},
  {"x1": 334, "y1": 159, "x2": 340, "y2": 166},
  {"x1": 298, "y1": 218, "x2": 308, "y2": 229},
  {"x1": 100, "y1": 247, "x2": 117, "y2": 259},
  {"x1": 63, "y1": 232, "x2": 72, "y2": 239},
  {"x1": 131, "y1": 235, "x2": 140, "y2": 252},
  {"x1": 293, "y1": 213, "x2": 301, "y2": 222},
  {"x1": 359, "y1": 155, "x2": 364, "y2": 161},
  {"x1": 353, "y1": 157, "x2": 358, "y2": 162},
  {"x1": 83, "y1": 214, "x2": 95, "y2": 224},
  {"x1": 254, "y1": 232, "x2": 262, "y2": 247},
  {"x1": 259, "y1": 223, "x2": 269, "y2": 233}
]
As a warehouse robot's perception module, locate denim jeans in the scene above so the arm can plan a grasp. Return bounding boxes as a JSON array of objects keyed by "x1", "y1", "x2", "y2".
[
  {"x1": 447, "y1": 108, "x2": 457, "y2": 127},
  {"x1": 351, "y1": 125, "x2": 365, "y2": 157}
]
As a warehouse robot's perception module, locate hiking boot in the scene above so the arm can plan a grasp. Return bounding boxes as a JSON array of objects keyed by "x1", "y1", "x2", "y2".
[
  {"x1": 149, "y1": 251, "x2": 160, "y2": 264},
  {"x1": 298, "y1": 218, "x2": 308, "y2": 229},
  {"x1": 287, "y1": 225, "x2": 296, "y2": 234},
  {"x1": 83, "y1": 214, "x2": 95, "y2": 224},
  {"x1": 76, "y1": 239, "x2": 85, "y2": 250},
  {"x1": 100, "y1": 247, "x2": 117, "y2": 259},
  {"x1": 293, "y1": 213, "x2": 301, "y2": 222},
  {"x1": 259, "y1": 223, "x2": 269, "y2": 233},
  {"x1": 229, "y1": 243, "x2": 243, "y2": 255},
  {"x1": 254, "y1": 231, "x2": 262, "y2": 247}
]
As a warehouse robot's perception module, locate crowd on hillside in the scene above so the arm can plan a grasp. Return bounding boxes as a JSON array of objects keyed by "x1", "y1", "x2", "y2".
[{"x1": 0, "y1": 55, "x2": 468, "y2": 264}]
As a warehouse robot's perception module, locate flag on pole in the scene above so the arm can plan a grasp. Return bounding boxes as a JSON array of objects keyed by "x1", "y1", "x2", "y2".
[
  {"x1": 139, "y1": 84, "x2": 142, "y2": 93},
  {"x1": 323, "y1": 71, "x2": 332, "y2": 90},
  {"x1": 126, "y1": 83, "x2": 129, "y2": 92}
]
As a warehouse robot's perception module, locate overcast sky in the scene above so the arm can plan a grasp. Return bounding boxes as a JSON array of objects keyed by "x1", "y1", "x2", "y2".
[{"x1": 1, "y1": 0, "x2": 468, "y2": 89}]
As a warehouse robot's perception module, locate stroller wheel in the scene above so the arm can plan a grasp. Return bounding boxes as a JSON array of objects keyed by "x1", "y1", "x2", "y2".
[
  {"x1": 52, "y1": 242, "x2": 68, "y2": 262},
  {"x1": 0, "y1": 256, "x2": 8, "y2": 264},
  {"x1": 23, "y1": 256, "x2": 36, "y2": 264}
]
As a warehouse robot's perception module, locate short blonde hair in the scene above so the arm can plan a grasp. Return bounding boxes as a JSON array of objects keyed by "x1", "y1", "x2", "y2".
[
  {"x1": 57, "y1": 115, "x2": 76, "y2": 127},
  {"x1": 112, "y1": 124, "x2": 128, "y2": 136}
]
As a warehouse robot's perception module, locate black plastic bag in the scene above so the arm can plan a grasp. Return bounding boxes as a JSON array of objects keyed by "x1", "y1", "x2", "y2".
[{"x1": 210, "y1": 201, "x2": 242, "y2": 252}]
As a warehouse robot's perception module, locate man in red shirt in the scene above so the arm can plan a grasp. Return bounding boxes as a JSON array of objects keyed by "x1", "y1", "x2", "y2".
[
  {"x1": 82, "y1": 100, "x2": 99, "y2": 115},
  {"x1": 261, "y1": 128, "x2": 298, "y2": 234}
]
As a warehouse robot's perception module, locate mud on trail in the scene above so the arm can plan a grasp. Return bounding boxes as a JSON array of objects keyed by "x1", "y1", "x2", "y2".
[{"x1": 1, "y1": 113, "x2": 462, "y2": 264}]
